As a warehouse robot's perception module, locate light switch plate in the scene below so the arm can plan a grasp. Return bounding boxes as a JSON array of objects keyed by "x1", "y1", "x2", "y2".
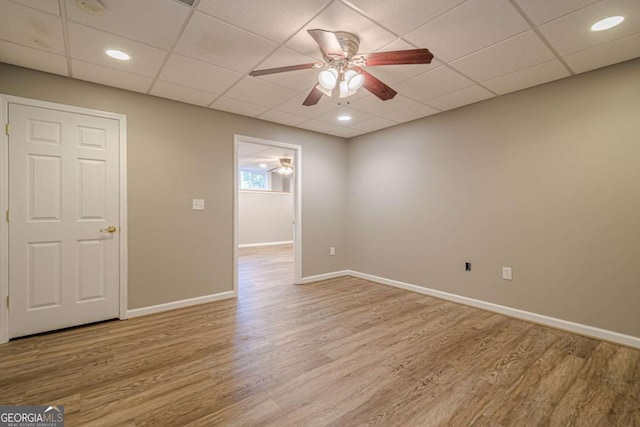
[
  {"x1": 192, "y1": 199, "x2": 205, "y2": 211},
  {"x1": 502, "y1": 267, "x2": 512, "y2": 281}
]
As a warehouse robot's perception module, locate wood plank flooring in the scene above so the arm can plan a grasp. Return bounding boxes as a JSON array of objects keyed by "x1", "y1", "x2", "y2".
[{"x1": 1, "y1": 244, "x2": 639, "y2": 426}]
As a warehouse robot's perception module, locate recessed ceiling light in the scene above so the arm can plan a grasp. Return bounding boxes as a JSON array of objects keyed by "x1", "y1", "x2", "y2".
[
  {"x1": 591, "y1": 16, "x2": 624, "y2": 31},
  {"x1": 337, "y1": 115, "x2": 351, "y2": 121},
  {"x1": 105, "y1": 49, "x2": 131, "y2": 61},
  {"x1": 259, "y1": 163, "x2": 267, "y2": 168}
]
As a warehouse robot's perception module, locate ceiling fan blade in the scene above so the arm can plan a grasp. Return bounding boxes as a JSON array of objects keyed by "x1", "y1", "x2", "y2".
[
  {"x1": 249, "y1": 63, "x2": 320, "y2": 77},
  {"x1": 354, "y1": 67, "x2": 397, "y2": 101},
  {"x1": 303, "y1": 85, "x2": 324, "y2": 106},
  {"x1": 353, "y1": 49, "x2": 434, "y2": 67},
  {"x1": 307, "y1": 29, "x2": 344, "y2": 58}
]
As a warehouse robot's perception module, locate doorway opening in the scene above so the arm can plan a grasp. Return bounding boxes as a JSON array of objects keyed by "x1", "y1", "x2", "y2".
[{"x1": 233, "y1": 135, "x2": 302, "y2": 297}]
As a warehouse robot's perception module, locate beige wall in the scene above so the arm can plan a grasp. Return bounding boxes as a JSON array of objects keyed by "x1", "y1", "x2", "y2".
[
  {"x1": 0, "y1": 63, "x2": 348, "y2": 309},
  {"x1": 348, "y1": 58, "x2": 640, "y2": 337},
  {"x1": 239, "y1": 191, "x2": 293, "y2": 245}
]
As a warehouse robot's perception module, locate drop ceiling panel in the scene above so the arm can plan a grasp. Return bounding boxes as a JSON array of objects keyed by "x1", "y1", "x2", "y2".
[
  {"x1": 405, "y1": 0, "x2": 530, "y2": 62},
  {"x1": 515, "y1": 0, "x2": 600, "y2": 25},
  {"x1": 225, "y1": 77, "x2": 298, "y2": 108},
  {"x1": 258, "y1": 110, "x2": 308, "y2": 126},
  {"x1": 343, "y1": 0, "x2": 467, "y2": 35},
  {"x1": 350, "y1": 94, "x2": 417, "y2": 116},
  {"x1": 10, "y1": 0, "x2": 60, "y2": 15},
  {"x1": 385, "y1": 103, "x2": 440, "y2": 123},
  {"x1": 159, "y1": 53, "x2": 242, "y2": 94},
  {"x1": 351, "y1": 117, "x2": 398, "y2": 133},
  {"x1": 150, "y1": 81, "x2": 217, "y2": 107},
  {"x1": 450, "y1": 31, "x2": 555, "y2": 82},
  {"x1": 426, "y1": 85, "x2": 495, "y2": 111},
  {"x1": 315, "y1": 107, "x2": 374, "y2": 126},
  {"x1": 0, "y1": 39, "x2": 68, "y2": 75},
  {"x1": 483, "y1": 60, "x2": 570, "y2": 95},
  {"x1": 563, "y1": 31, "x2": 640, "y2": 73},
  {"x1": 67, "y1": 23, "x2": 167, "y2": 77},
  {"x1": 285, "y1": 2, "x2": 397, "y2": 59},
  {"x1": 395, "y1": 66, "x2": 474, "y2": 102},
  {"x1": 328, "y1": 127, "x2": 365, "y2": 138},
  {"x1": 175, "y1": 11, "x2": 277, "y2": 73},
  {"x1": 0, "y1": 0, "x2": 65, "y2": 53},
  {"x1": 197, "y1": 0, "x2": 330, "y2": 43},
  {"x1": 296, "y1": 119, "x2": 341, "y2": 134},
  {"x1": 64, "y1": 0, "x2": 190, "y2": 50},
  {"x1": 71, "y1": 59, "x2": 153, "y2": 93},
  {"x1": 539, "y1": 0, "x2": 640, "y2": 55},
  {"x1": 210, "y1": 96, "x2": 270, "y2": 117}
]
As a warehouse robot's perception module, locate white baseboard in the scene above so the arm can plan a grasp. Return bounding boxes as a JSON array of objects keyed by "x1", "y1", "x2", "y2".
[
  {"x1": 238, "y1": 240, "x2": 293, "y2": 248},
  {"x1": 347, "y1": 270, "x2": 640, "y2": 350},
  {"x1": 300, "y1": 270, "x2": 350, "y2": 284},
  {"x1": 127, "y1": 291, "x2": 236, "y2": 319}
]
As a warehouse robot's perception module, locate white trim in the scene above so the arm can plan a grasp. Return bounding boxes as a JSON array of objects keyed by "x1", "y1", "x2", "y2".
[
  {"x1": 300, "y1": 270, "x2": 350, "y2": 284},
  {"x1": 0, "y1": 94, "x2": 128, "y2": 343},
  {"x1": 233, "y1": 135, "x2": 302, "y2": 295},
  {"x1": 127, "y1": 291, "x2": 235, "y2": 319},
  {"x1": 347, "y1": 270, "x2": 640, "y2": 349},
  {"x1": 238, "y1": 240, "x2": 293, "y2": 248}
]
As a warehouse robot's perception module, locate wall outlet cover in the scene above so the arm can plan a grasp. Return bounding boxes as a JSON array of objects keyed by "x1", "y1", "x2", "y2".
[
  {"x1": 192, "y1": 199, "x2": 205, "y2": 210},
  {"x1": 502, "y1": 267, "x2": 512, "y2": 280}
]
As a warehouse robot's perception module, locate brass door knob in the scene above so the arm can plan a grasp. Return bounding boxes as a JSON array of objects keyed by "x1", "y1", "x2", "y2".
[{"x1": 100, "y1": 226, "x2": 117, "y2": 233}]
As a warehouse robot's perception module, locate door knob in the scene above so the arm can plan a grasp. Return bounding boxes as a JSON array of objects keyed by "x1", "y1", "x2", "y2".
[{"x1": 100, "y1": 226, "x2": 117, "y2": 233}]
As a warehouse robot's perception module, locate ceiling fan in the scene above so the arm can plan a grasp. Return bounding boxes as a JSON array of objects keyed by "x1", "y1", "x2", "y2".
[
  {"x1": 268, "y1": 158, "x2": 294, "y2": 175},
  {"x1": 249, "y1": 29, "x2": 433, "y2": 106}
]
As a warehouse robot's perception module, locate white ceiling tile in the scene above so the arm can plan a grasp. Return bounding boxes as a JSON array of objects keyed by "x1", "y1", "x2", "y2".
[
  {"x1": 350, "y1": 94, "x2": 416, "y2": 116},
  {"x1": 296, "y1": 119, "x2": 341, "y2": 133},
  {"x1": 343, "y1": 0, "x2": 466, "y2": 35},
  {"x1": 426, "y1": 85, "x2": 495, "y2": 111},
  {"x1": 67, "y1": 23, "x2": 167, "y2": 77},
  {"x1": 150, "y1": 81, "x2": 217, "y2": 107},
  {"x1": 210, "y1": 96, "x2": 269, "y2": 117},
  {"x1": 563, "y1": 31, "x2": 640, "y2": 73},
  {"x1": 197, "y1": 0, "x2": 330, "y2": 43},
  {"x1": 450, "y1": 31, "x2": 555, "y2": 82},
  {"x1": 10, "y1": 0, "x2": 60, "y2": 15},
  {"x1": 385, "y1": 102, "x2": 440, "y2": 123},
  {"x1": 539, "y1": 0, "x2": 640, "y2": 55},
  {"x1": 0, "y1": 39, "x2": 68, "y2": 75},
  {"x1": 64, "y1": 0, "x2": 189, "y2": 50},
  {"x1": 275, "y1": 91, "x2": 340, "y2": 118},
  {"x1": 483, "y1": 60, "x2": 570, "y2": 95},
  {"x1": 285, "y1": 2, "x2": 397, "y2": 60},
  {"x1": 515, "y1": 0, "x2": 600, "y2": 25},
  {"x1": 224, "y1": 77, "x2": 298, "y2": 108},
  {"x1": 159, "y1": 54, "x2": 242, "y2": 94},
  {"x1": 351, "y1": 117, "x2": 398, "y2": 132},
  {"x1": 315, "y1": 106, "x2": 374, "y2": 126},
  {"x1": 395, "y1": 66, "x2": 474, "y2": 101},
  {"x1": 258, "y1": 110, "x2": 308, "y2": 126},
  {"x1": 71, "y1": 59, "x2": 153, "y2": 93},
  {"x1": 0, "y1": 0, "x2": 64, "y2": 53},
  {"x1": 175, "y1": 11, "x2": 277, "y2": 73},
  {"x1": 253, "y1": 47, "x2": 320, "y2": 91},
  {"x1": 405, "y1": 0, "x2": 530, "y2": 62},
  {"x1": 328, "y1": 127, "x2": 365, "y2": 138}
]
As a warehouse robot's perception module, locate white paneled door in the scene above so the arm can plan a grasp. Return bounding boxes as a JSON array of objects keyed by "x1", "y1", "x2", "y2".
[{"x1": 8, "y1": 103, "x2": 120, "y2": 338}]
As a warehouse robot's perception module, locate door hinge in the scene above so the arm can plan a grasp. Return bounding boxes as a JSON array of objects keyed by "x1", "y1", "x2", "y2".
[
  {"x1": 4, "y1": 123, "x2": 9, "y2": 136},
  {"x1": 5, "y1": 296, "x2": 8, "y2": 308},
  {"x1": 5, "y1": 210, "x2": 9, "y2": 223}
]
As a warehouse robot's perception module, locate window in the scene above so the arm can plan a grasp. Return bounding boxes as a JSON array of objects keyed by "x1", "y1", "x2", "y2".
[{"x1": 240, "y1": 169, "x2": 270, "y2": 190}]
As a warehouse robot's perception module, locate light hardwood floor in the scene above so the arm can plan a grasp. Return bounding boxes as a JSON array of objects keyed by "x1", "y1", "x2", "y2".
[{"x1": 1, "y1": 244, "x2": 639, "y2": 426}]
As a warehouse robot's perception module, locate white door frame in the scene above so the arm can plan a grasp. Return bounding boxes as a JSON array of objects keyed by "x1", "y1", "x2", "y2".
[
  {"x1": 233, "y1": 135, "x2": 302, "y2": 294},
  {"x1": 0, "y1": 94, "x2": 128, "y2": 343}
]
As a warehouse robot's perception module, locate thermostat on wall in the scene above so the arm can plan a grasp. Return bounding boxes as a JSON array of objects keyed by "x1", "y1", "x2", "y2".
[{"x1": 192, "y1": 199, "x2": 205, "y2": 211}]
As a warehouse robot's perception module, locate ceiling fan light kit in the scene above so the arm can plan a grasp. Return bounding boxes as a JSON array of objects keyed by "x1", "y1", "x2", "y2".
[{"x1": 249, "y1": 29, "x2": 433, "y2": 107}]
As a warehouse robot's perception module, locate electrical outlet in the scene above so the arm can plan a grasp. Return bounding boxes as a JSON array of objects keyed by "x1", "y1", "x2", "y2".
[
  {"x1": 192, "y1": 199, "x2": 205, "y2": 210},
  {"x1": 330, "y1": 247, "x2": 335, "y2": 256},
  {"x1": 502, "y1": 267, "x2": 512, "y2": 281}
]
